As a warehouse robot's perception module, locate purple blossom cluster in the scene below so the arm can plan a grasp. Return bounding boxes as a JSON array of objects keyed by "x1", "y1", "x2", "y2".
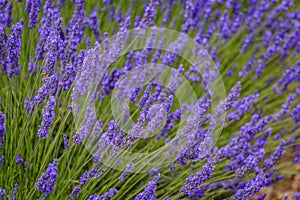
[
  {"x1": 227, "y1": 92, "x2": 259, "y2": 121},
  {"x1": 215, "y1": 82, "x2": 241, "y2": 116},
  {"x1": 0, "y1": 111, "x2": 5, "y2": 150},
  {"x1": 119, "y1": 162, "x2": 134, "y2": 182},
  {"x1": 25, "y1": 0, "x2": 41, "y2": 29},
  {"x1": 87, "y1": 188, "x2": 118, "y2": 200},
  {"x1": 0, "y1": 155, "x2": 4, "y2": 169},
  {"x1": 35, "y1": 159, "x2": 58, "y2": 196},
  {"x1": 79, "y1": 162, "x2": 103, "y2": 185},
  {"x1": 63, "y1": 134, "x2": 68, "y2": 150},
  {"x1": 8, "y1": 184, "x2": 18, "y2": 200},
  {"x1": 2, "y1": 21, "x2": 24, "y2": 77},
  {"x1": 37, "y1": 96, "x2": 56, "y2": 139},
  {"x1": 134, "y1": 174, "x2": 160, "y2": 200},
  {"x1": 70, "y1": 162, "x2": 106, "y2": 199},
  {"x1": 0, "y1": 0, "x2": 13, "y2": 27},
  {"x1": 291, "y1": 103, "x2": 300, "y2": 124},
  {"x1": 274, "y1": 62, "x2": 300, "y2": 94},
  {"x1": 0, "y1": 188, "x2": 6, "y2": 200},
  {"x1": 16, "y1": 153, "x2": 24, "y2": 164}
]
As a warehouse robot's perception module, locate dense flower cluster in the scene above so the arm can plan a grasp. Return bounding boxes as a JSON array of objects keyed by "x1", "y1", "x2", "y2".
[
  {"x1": 2, "y1": 20, "x2": 24, "y2": 77},
  {"x1": 35, "y1": 159, "x2": 58, "y2": 196},
  {"x1": 37, "y1": 96, "x2": 56, "y2": 139}
]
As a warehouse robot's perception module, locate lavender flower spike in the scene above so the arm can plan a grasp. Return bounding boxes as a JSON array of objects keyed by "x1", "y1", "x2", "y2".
[
  {"x1": 87, "y1": 188, "x2": 118, "y2": 200},
  {"x1": 37, "y1": 96, "x2": 56, "y2": 139},
  {"x1": 0, "y1": 188, "x2": 6, "y2": 199},
  {"x1": 35, "y1": 159, "x2": 58, "y2": 196},
  {"x1": 4, "y1": 20, "x2": 24, "y2": 77},
  {"x1": 16, "y1": 153, "x2": 24, "y2": 164},
  {"x1": 8, "y1": 183, "x2": 18, "y2": 200},
  {"x1": 27, "y1": 0, "x2": 41, "y2": 29},
  {"x1": 0, "y1": 111, "x2": 6, "y2": 150},
  {"x1": 63, "y1": 134, "x2": 69, "y2": 150},
  {"x1": 70, "y1": 186, "x2": 81, "y2": 200},
  {"x1": 134, "y1": 174, "x2": 161, "y2": 200},
  {"x1": 0, "y1": 155, "x2": 4, "y2": 168}
]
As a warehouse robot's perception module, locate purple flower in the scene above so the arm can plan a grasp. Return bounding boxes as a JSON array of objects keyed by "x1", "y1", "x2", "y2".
[
  {"x1": 235, "y1": 129, "x2": 270, "y2": 178},
  {"x1": 137, "y1": 2, "x2": 157, "y2": 28},
  {"x1": 180, "y1": 159, "x2": 215, "y2": 196},
  {"x1": 102, "y1": 0, "x2": 112, "y2": 5},
  {"x1": 215, "y1": 82, "x2": 242, "y2": 116},
  {"x1": 158, "y1": 107, "x2": 183, "y2": 139},
  {"x1": 8, "y1": 184, "x2": 17, "y2": 200},
  {"x1": 92, "y1": 120, "x2": 103, "y2": 138},
  {"x1": 256, "y1": 194, "x2": 266, "y2": 200},
  {"x1": 26, "y1": 0, "x2": 41, "y2": 28},
  {"x1": 119, "y1": 162, "x2": 134, "y2": 182},
  {"x1": 16, "y1": 153, "x2": 24, "y2": 164},
  {"x1": 87, "y1": 188, "x2": 118, "y2": 200},
  {"x1": 58, "y1": 0, "x2": 65, "y2": 8},
  {"x1": 73, "y1": 105, "x2": 96, "y2": 145},
  {"x1": 0, "y1": 1, "x2": 13, "y2": 27},
  {"x1": 176, "y1": 96, "x2": 212, "y2": 165},
  {"x1": 147, "y1": 98, "x2": 173, "y2": 136},
  {"x1": 227, "y1": 92, "x2": 259, "y2": 121},
  {"x1": 293, "y1": 192, "x2": 300, "y2": 200},
  {"x1": 37, "y1": 96, "x2": 56, "y2": 139},
  {"x1": 263, "y1": 140, "x2": 285, "y2": 171},
  {"x1": 274, "y1": 94, "x2": 295, "y2": 122},
  {"x1": 0, "y1": 155, "x2": 4, "y2": 168},
  {"x1": 108, "y1": 5, "x2": 115, "y2": 22},
  {"x1": 273, "y1": 128, "x2": 287, "y2": 141},
  {"x1": 70, "y1": 186, "x2": 81, "y2": 200},
  {"x1": 35, "y1": 159, "x2": 58, "y2": 196},
  {"x1": 231, "y1": 170, "x2": 273, "y2": 200},
  {"x1": 293, "y1": 144, "x2": 300, "y2": 164},
  {"x1": 284, "y1": 194, "x2": 289, "y2": 200},
  {"x1": 296, "y1": 87, "x2": 300, "y2": 95},
  {"x1": 79, "y1": 162, "x2": 102, "y2": 185},
  {"x1": 0, "y1": 188, "x2": 6, "y2": 199},
  {"x1": 71, "y1": 46, "x2": 100, "y2": 104},
  {"x1": 149, "y1": 167, "x2": 160, "y2": 177},
  {"x1": 134, "y1": 174, "x2": 160, "y2": 200},
  {"x1": 63, "y1": 134, "x2": 68, "y2": 150},
  {"x1": 239, "y1": 57, "x2": 255, "y2": 77},
  {"x1": 274, "y1": 61, "x2": 300, "y2": 94},
  {"x1": 60, "y1": 50, "x2": 85, "y2": 91},
  {"x1": 29, "y1": 73, "x2": 58, "y2": 110},
  {"x1": 33, "y1": 0, "x2": 54, "y2": 61},
  {"x1": 0, "y1": 27, "x2": 7, "y2": 69},
  {"x1": 66, "y1": 0, "x2": 85, "y2": 37},
  {"x1": 88, "y1": 9, "x2": 101, "y2": 42},
  {"x1": 3, "y1": 20, "x2": 24, "y2": 77},
  {"x1": 291, "y1": 103, "x2": 300, "y2": 124},
  {"x1": 0, "y1": 111, "x2": 5, "y2": 150}
]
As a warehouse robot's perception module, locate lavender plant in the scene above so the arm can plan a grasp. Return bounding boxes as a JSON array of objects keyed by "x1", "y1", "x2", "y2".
[{"x1": 0, "y1": 0, "x2": 299, "y2": 199}]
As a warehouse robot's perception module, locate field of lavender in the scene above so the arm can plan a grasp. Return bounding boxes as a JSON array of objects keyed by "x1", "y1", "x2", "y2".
[{"x1": 0, "y1": 0, "x2": 300, "y2": 199}]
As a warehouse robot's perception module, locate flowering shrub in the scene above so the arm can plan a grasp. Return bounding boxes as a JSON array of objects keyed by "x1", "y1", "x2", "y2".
[{"x1": 0, "y1": 0, "x2": 299, "y2": 199}]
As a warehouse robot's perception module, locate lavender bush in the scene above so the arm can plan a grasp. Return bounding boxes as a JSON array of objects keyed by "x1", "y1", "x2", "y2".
[{"x1": 0, "y1": 0, "x2": 299, "y2": 199}]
